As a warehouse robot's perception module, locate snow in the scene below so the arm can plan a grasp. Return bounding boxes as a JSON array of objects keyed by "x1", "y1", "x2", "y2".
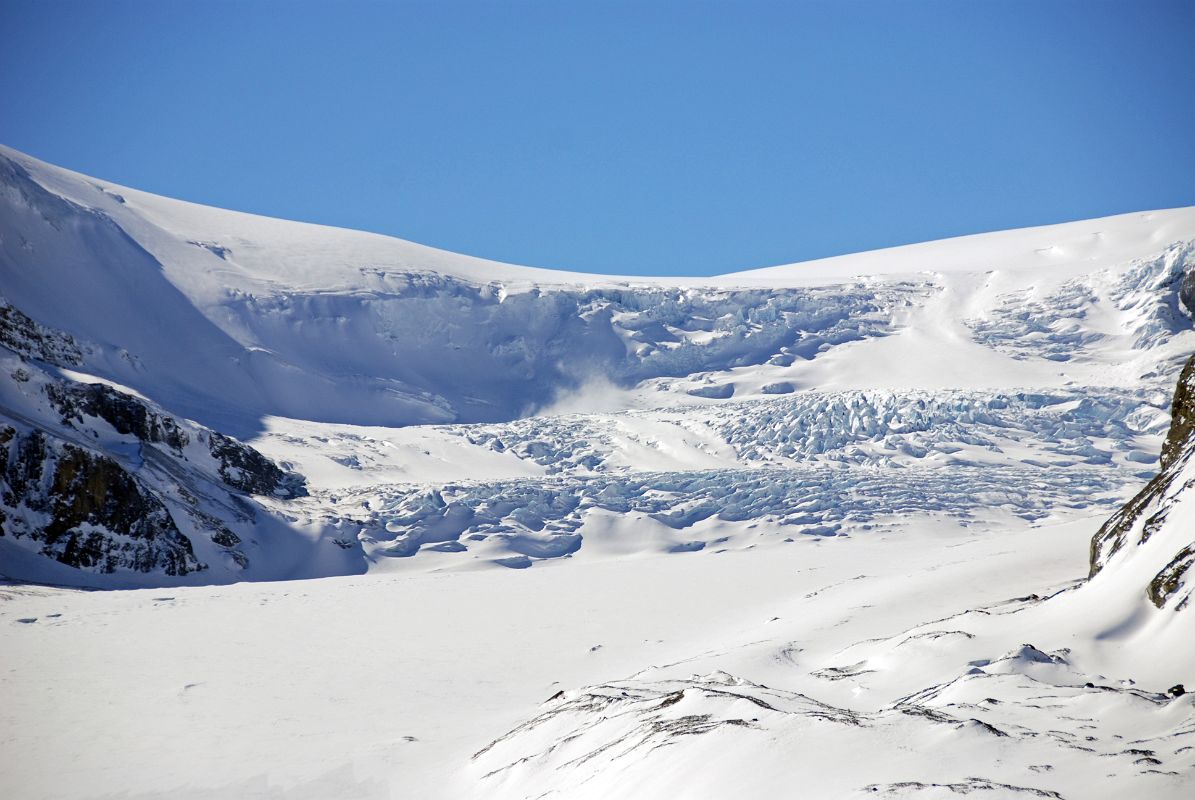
[
  {"x1": 0, "y1": 516, "x2": 1120, "y2": 799},
  {"x1": 4, "y1": 142, "x2": 1194, "y2": 434},
  {"x1": 2, "y1": 145, "x2": 1195, "y2": 798}
]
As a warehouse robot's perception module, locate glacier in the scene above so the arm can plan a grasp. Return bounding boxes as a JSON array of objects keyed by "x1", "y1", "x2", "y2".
[{"x1": 1, "y1": 144, "x2": 1194, "y2": 799}]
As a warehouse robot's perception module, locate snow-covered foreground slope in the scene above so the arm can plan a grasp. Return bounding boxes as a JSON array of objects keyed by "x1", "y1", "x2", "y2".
[
  {"x1": 2, "y1": 146, "x2": 1195, "y2": 798},
  {"x1": 0, "y1": 516, "x2": 1150, "y2": 800},
  {"x1": 467, "y1": 357, "x2": 1195, "y2": 800}
]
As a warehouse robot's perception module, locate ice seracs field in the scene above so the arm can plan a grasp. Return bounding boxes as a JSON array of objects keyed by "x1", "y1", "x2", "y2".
[{"x1": 1, "y1": 144, "x2": 1194, "y2": 799}]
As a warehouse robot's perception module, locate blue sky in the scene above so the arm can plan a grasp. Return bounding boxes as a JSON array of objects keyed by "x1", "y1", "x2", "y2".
[{"x1": 3, "y1": 0, "x2": 1193, "y2": 276}]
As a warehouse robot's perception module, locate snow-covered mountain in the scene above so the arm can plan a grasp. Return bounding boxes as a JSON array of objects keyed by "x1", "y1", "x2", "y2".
[{"x1": 1, "y1": 146, "x2": 1194, "y2": 799}]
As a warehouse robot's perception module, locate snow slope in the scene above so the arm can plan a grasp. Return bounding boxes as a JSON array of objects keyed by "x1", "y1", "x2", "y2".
[
  {"x1": 3, "y1": 143, "x2": 1194, "y2": 435},
  {"x1": 469, "y1": 361, "x2": 1195, "y2": 800},
  {"x1": 2, "y1": 146, "x2": 1195, "y2": 799}
]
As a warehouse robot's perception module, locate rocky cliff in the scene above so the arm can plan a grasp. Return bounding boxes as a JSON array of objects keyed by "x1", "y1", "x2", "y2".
[
  {"x1": 0, "y1": 299, "x2": 312, "y2": 583},
  {"x1": 0, "y1": 426, "x2": 201, "y2": 575},
  {"x1": 1090, "y1": 353, "x2": 1195, "y2": 610}
]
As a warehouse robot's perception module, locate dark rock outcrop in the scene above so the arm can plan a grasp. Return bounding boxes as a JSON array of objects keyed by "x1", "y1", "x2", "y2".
[
  {"x1": 1148, "y1": 543, "x2": 1195, "y2": 609},
  {"x1": 1089, "y1": 353, "x2": 1195, "y2": 609},
  {"x1": 42, "y1": 373, "x2": 305, "y2": 498},
  {"x1": 0, "y1": 298, "x2": 83, "y2": 366},
  {"x1": 1089, "y1": 466, "x2": 1171, "y2": 578},
  {"x1": 47, "y1": 381, "x2": 189, "y2": 453},
  {"x1": 1160, "y1": 355, "x2": 1195, "y2": 469},
  {"x1": 1179, "y1": 267, "x2": 1195, "y2": 318},
  {"x1": 0, "y1": 426, "x2": 202, "y2": 575},
  {"x1": 208, "y1": 432, "x2": 305, "y2": 498},
  {"x1": 0, "y1": 300, "x2": 307, "y2": 580}
]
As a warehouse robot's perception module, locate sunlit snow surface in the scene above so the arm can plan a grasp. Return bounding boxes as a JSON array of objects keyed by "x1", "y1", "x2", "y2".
[{"x1": 2, "y1": 145, "x2": 1195, "y2": 799}]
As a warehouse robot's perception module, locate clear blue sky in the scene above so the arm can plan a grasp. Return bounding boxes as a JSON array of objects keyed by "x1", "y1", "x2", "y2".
[{"x1": 3, "y1": 1, "x2": 1193, "y2": 276}]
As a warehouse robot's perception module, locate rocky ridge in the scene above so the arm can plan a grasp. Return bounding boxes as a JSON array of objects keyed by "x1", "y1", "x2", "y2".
[
  {"x1": 0, "y1": 300, "x2": 310, "y2": 582},
  {"x1": 1090, "y1": 353, "x2": 1195, "y2": 609}
]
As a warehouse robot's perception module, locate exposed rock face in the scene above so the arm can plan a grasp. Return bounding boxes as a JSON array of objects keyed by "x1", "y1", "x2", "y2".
[
  {"x1": 1149, "y1": 543, "x2": 1195, "y2": 608},
  {"x1": 33, "y1": 349, "x2": 305, "y2": 499},
  {"x1": 0, "y1": 298, "x2": 83, "y2": 366},
  {"x1": 0, "y1": 299, "x2": 309, "y2": 581},
  {"x1": 208, "y1": 431, "x2": 305, "y2": 498},
  {"x1": 1179, "y1": 266, "x2": 1195, "y2": 318},
  {"x1": 47, "y1": 381, "x2": 189, "y2": 453},
  {"x1": 0, "y1": 426, "x2": 202, "y2": 575},
  {"x1": 1090, "y1": 353, "x2": 1195, "y2": 609},
  {"x1": 1160, "y1": 355, "x2": 1195, "y2": 469}
]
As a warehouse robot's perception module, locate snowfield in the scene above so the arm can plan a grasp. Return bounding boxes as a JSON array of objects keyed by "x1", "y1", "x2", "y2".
[{"x1": 1, "y1": 145, "x2": 1194, "y2": 799}]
